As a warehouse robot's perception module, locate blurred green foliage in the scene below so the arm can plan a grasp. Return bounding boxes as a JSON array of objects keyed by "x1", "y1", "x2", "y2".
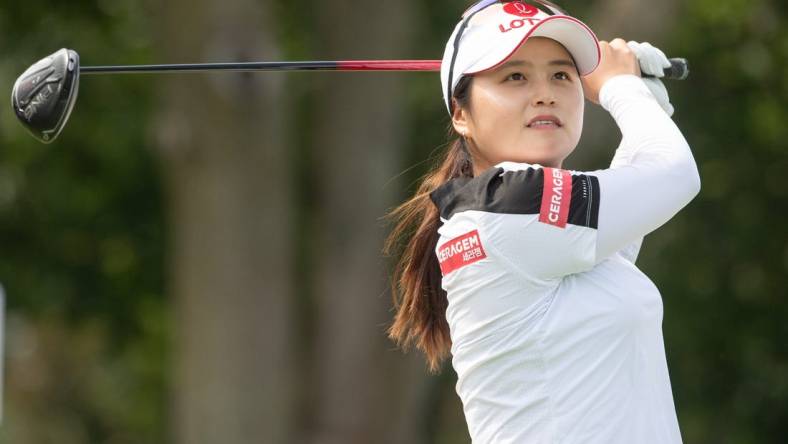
[
  {"x1": 651, "y1": 1, "x2": 788, "y2": 441},
  {"x1": 0, "y1": 0, "x2": 167, "y2": 442},
  {"x1": 0, "y1": 0, "x2": 786, "y2": 443}
]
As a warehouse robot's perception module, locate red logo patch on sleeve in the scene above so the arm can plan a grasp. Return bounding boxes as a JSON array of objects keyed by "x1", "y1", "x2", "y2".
[
  {"x1": 539, "y1": 168, "x2": 573, "y2": 228},
  {"x1": 437, "y1": 230, "x2": 487, "y2": 275}
]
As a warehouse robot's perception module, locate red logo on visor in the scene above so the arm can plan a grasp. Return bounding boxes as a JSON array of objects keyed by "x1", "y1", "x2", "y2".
[{"x1": 504, "y1": 2, "x2": 538, "y2": 17}]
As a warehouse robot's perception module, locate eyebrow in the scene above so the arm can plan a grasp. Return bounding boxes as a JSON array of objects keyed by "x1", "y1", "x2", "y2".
[{"x1": 498, "y1": 59, "x2": 576, "y2": 70}]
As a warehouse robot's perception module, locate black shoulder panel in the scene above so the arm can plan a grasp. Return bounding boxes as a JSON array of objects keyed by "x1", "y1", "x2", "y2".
[
  {"x1": 429, "y1": 166, "x2": 600, "y2": 229},
  {"x1": 568, "y1": 174, "x2": 600, "y2": 229}
]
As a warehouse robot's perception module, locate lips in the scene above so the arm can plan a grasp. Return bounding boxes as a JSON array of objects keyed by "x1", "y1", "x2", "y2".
[{"x1": 527, "y1": 114, "x2": 562, "y2": 128}]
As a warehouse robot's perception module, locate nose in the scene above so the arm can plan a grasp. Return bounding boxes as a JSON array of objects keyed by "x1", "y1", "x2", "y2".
[
  {"x1": 535, "y1": 97, "x2": 556, "y2": 106},
  {"x1": 531, "y1": 81, "x2": 556, "y2": 106}
]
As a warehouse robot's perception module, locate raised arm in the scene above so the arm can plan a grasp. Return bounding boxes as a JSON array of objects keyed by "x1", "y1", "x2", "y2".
[{"x1": 587, "y1": 73, "x2": 700, "y2": 263}]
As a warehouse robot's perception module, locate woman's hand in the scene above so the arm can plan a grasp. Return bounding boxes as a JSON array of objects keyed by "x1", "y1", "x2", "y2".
[{"x1": 581, "y1": 38, "x2": 642, "y2": 104}]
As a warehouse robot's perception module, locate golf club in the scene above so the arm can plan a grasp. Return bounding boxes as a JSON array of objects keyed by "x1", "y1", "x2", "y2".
[{"x1": 11, "y1": 48, "x2": 689, "y2": 144}]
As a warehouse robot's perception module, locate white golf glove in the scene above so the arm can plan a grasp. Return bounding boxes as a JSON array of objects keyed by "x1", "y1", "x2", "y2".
[{"x1": 627, "y1": 41, "x2": 674, "y2": 117}]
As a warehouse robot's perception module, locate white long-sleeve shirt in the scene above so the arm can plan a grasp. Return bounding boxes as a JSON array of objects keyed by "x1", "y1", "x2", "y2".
[{"x1": 429, "y1": 74, "x2": 701, "y2": 444}]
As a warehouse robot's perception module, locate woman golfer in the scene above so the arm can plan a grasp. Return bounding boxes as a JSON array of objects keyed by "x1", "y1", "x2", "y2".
[{"x1": 385, "y1": 0, "x2": 700, "y2": 442}]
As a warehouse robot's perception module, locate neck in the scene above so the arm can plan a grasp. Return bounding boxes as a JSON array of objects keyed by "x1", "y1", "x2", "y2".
[{"x1": 472, "y1": 158, "x2": 564, "y2": 176}]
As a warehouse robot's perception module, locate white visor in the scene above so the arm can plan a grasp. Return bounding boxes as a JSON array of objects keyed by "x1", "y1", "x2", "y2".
[{"x1": 440, "y1": 1, "x2": 601, "y2": 114}]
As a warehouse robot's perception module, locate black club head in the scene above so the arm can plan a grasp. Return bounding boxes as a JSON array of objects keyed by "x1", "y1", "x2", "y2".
[{"x1": 11, "y1": 48, "x2": 80, "y2": 144}]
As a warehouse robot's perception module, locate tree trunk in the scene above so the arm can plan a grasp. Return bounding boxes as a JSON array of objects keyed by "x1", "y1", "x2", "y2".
[
  {"x1": 304, "y1": 1, "x2": 429, "y2": 443},
  {"x1": 152, "y1": 1, "x2": 296, "y2": 443},
  {"x1": 585, "y1": 0, "x2": 681, "y2": 43}
]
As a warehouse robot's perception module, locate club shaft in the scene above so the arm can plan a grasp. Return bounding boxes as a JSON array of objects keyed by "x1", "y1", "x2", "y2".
[
  {"x1": 80, "y1": 60, "x2": 443, "y2": 74},
  {"x1": 79, "y1": 58, "x2": 686, "y2": 79}
]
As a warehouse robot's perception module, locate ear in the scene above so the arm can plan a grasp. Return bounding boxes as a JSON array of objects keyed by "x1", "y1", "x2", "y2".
[{"x1": 451, "y1": 97, "x2": 471, "y2": 137}]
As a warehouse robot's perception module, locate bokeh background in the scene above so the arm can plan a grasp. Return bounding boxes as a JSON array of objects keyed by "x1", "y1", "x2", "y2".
[{"x1": 0, "y1": 0, "x2": 786, "y2": 442}]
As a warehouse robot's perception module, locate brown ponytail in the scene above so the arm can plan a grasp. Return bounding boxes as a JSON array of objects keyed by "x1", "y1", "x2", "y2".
[{"x1": 383, "y1": 75, "x2": 474, "y2": 374}]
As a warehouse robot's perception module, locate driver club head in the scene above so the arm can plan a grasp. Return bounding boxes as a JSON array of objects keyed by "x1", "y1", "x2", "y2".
[{"x1": 11, "y1": 48, "x2": 80, "y2": 144}]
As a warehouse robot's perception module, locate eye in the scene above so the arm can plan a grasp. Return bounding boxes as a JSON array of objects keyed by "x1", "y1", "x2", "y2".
[
  {"x1": 506, "y1": 72, "x2": 526, "y2": 81},
  {"x1": 555, "y1": 71, "x2": 571, "y2": 80}
]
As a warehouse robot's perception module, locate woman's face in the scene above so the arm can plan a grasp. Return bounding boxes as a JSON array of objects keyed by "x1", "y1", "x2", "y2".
[{"x1": 452, "y1": 37, "x2": 585, "y2": 174}]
